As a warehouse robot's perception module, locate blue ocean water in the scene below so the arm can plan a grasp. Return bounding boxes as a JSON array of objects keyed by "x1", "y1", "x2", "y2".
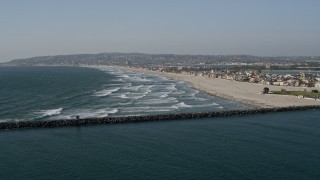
[
  {"x1": 0, "y1": 66, "x2": 248, "y2": 122},
  {"x1": 0, "y1": 110, "x2": 320, "y2": 179},
  {"x1": 1, "y1": 66, "x2": 320, "y2": 179}
]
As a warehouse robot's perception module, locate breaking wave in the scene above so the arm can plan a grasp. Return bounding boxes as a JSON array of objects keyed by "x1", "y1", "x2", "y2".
[
  {"x1": 173, "y1": 102, "x2": 192, "y2": 109},
  {"x1": 36, "y1": 108, "x2": 63, "y2": 118},
  {"x1": 134, "y1": 98, "x2": 178, "y2": 105},
  {"x1": 121, "y1": 107, "x2": 175, "y2": 113},
  {"x1": 93, "y1": 88, "x2": 120, "y2": 97},
  {"x1": 56, "y1": 108, "x2": 119, "y2": 119}
]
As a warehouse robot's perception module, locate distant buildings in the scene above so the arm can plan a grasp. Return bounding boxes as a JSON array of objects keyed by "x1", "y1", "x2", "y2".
[
  {"x1": 2, "y1": 52, "x2": 320, "y2": 88},
  {"x1": 160, "y1": 68, "x2": 320, "y2": 88}
]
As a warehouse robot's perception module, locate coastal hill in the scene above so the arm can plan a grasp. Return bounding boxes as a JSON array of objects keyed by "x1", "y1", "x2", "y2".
[{"x1": 2, "y1": 53, "x2": 320, "y2": 68}]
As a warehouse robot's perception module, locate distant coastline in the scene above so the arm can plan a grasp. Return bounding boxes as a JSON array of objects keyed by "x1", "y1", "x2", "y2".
[
  {"x1": 94, "y1": 65, "x2": 320, "y2": 108},
  {"x1": 4, "y1": 64, "x2": 320, "y2": 108}
]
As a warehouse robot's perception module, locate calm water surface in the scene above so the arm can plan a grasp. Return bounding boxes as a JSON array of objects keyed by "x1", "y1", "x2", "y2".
[{"x1": 1, "y1": 110, "x2": 319, "y2": 179}]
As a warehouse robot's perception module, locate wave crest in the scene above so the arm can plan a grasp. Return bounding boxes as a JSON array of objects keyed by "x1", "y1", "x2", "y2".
[
  {"x1": 36, "y1": 108, "x2": 63, "y2": 118},
  {"x1": 93, "y1": 88, "x2": 120, "y2": 97}
]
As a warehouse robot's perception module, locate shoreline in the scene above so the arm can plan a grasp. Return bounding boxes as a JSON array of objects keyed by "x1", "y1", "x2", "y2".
[
  {"x1": 87, "y1": 65, "x2": 257, "y2": 108},
  {"x1": 105, "y1": 66, "x2": 320, "y2": 108}
]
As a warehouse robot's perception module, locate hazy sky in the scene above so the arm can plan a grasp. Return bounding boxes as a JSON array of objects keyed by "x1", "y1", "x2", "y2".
[{"x1": 1, "y1": 0, "x2": 320, "y2": 62}]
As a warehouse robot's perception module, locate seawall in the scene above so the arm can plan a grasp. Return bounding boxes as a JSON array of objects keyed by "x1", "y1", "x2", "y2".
[{"x1": 1, "y1": 105, "x2": 320, "y2": 131}]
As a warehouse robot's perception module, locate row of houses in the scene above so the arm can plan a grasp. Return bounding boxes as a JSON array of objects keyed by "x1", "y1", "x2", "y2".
[{"x1": 179, "y1": 70, "x2": 320, "y2": 88}]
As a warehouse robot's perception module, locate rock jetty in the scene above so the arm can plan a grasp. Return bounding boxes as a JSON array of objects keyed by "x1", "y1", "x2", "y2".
[{"x1": 1, "y1": 105, "x2": 319, "y2": 131}]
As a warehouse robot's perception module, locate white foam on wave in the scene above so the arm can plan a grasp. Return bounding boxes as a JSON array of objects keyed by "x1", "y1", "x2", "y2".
[
  {"x1": 195, "y1": 97, "x2": 208, "y2": 101},
  {"x1": 126, "y1": 76, "x2": 151, "y2": 82},
  {"x1": 98, "y1": 68, "x2": 124, "y2": 75},
  {"x1": 160, "y1": 91, "x2": 172, "y2": 98},
  {"x1": 182, "y1": 90, "x2": 200, "y2": 98},
  {"x1": 172, "y1": 102, "x2": 192, "y2": 109},
  {"x1": 117, "y1": 85, "x2": 154, "y2": 100},
  {"x1": 121, "y1": 107, "x2": 175, "y2": 113},
  {"x1": 77, "y1": 108, "x2": 119, "y2": 118},
  {"x1": 93, "y1": 88, "x2": 120, "y2": 97},
  {"x1": 170, "y1": 102, "x2": 220, "y2": 109},
  {"x1": 160, "y1": 93, "x2": 170, "y2": 98},
  {"x1": 170, "y1": 90, "x2": 186, "y2": 95},
  {"x1": 155, "y1": 83, "x2": 177, "y2": 91},
  {"x1": 190, "y1": 90, "x2": 200, "y2": 96},
  {"x1": 122, "y1": 85, "x2": 143, "y2": 91},
  {"x1": 111, "y1": 78, "x2": 125, "y2": 82},
  {"x1": 118, "y1": 94, "x2": 128, "y2": 99},
  {"x1": 192, "y1": 103, "x2": 219, "y2": 107},
  {"x1": 107, "y1": 108, "x2": 119, "y2": 114},
  {"x1": 0, "y1": 119, "x2": 6, "y2": 123},
  {"x1": 149, "y1": 90, "x2": 172, "y2": 98},
  {"x1": 159, "y1": 76, "x2": 169, "y2": 80},
  {"x1": 118, "y1": 74, "x2": 130, "y2": 78},
  {"x1": 0, "y1": 119, "x2": 21, "y2": 122},
  {"x1": 36, "y1": 108, "x2": 63, "y2": 118},
  {"x1": 125, "y1": 92, "x2": 146, "y2": 99},
  {"x1": 56, "y1": 108, "x2": 119, "y2": 119},
  {"x1": 135, "y1": 98, "x2": 178, "y2": 105},
  {"x1": 139, "y1": 85, "x2": 154, "y2": 94},
  {"x1": 116, "y1": 92, "x2": 145, "y2": 100},
  {"x1": 118, "y1": 102, "x2": 133, "y2": 105},
  {"x1": 164, "y1": 84, "x2": 177, "y2": 91},
  {"x1": 107, "y1": 83, "x2": 132, "y2": 87}
]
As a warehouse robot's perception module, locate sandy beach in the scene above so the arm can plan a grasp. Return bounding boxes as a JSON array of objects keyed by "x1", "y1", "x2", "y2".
[
  {"x1": 87, "y1": 65, "x2": 320, "y2": 108},
  {"x1": 126, "y1": 68, "x2": 320, "y2": 108}
]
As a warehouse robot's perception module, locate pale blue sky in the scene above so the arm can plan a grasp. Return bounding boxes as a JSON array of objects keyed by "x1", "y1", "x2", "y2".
[{"x1": 1, "y1": 0, "x2": 320, "y2": 62}]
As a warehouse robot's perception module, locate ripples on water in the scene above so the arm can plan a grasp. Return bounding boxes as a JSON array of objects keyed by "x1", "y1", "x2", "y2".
[
  {"x1": 0, "y1": 110, "x2": 319, "y2": 179},
  {"x1": 0, "y1": 66, "x2": 249, "y2": 121},
  {"x1": 1, "y1": 66, "x2": 320, "y2": 179}
]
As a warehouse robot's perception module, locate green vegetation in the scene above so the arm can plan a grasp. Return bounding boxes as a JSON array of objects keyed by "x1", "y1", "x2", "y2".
[{"x1": 271, "y1": 89, "x2": 320, "y2": 99}]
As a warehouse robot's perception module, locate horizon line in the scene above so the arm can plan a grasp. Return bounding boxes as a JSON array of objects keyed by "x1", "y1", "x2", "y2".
[{"x1": 4, "y1": 52, "x2": 320, "y2": 63}]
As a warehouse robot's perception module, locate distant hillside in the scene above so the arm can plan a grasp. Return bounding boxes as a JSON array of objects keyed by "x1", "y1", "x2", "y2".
[{"x1": 1, "y1": 52, "x2": 319, "y2": 67}]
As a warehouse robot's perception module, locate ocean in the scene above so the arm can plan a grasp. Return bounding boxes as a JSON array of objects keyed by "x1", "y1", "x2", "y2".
[
  {"x1": 1, "y1": 66, "x2": 320, "y2": 179},
  {"x1": 0, "y1": 66, "x2": 248, "y2": 122}
]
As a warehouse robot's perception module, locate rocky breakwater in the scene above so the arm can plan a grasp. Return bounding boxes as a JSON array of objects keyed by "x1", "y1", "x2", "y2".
[{"x1": 1, "y1": 105, "x2": 320, "y2": 130}]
